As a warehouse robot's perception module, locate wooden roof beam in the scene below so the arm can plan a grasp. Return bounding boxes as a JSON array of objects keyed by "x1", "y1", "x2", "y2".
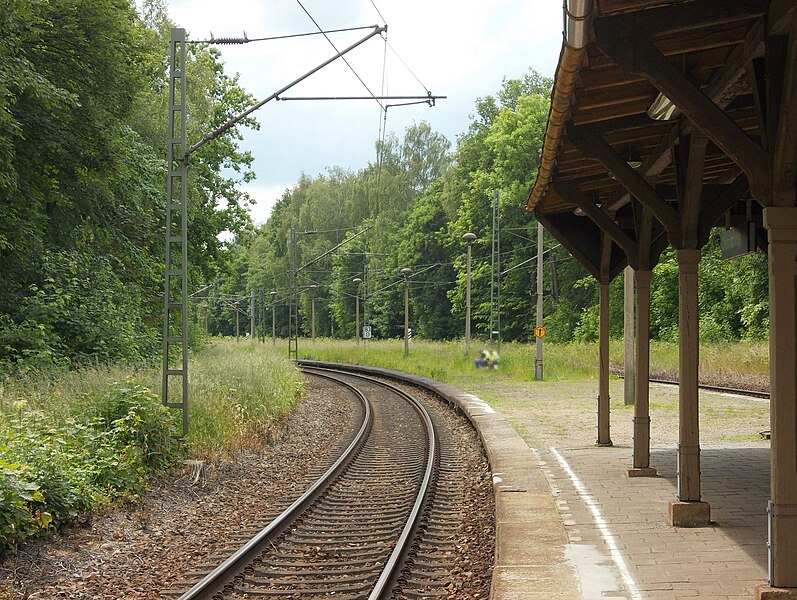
[
  {"x1": 595, "y1": 19, "x2": 769, "y2": 203},
  {"x1": 770, "y1": 12, "x2": 797, "y2": 208},
  {"x1": 567, "y1": 124, "x2": 681, "y2": 235},
  {"x1": 680, "y1": 131, "x2": 709, "y2": 247},
  {"x1": 552, "y1": 180, "x2": 640, "y2": 267},
  {"x1": 596, "y1": 0, "x2": 767, "y2": 38},
  {"x1": 603, "y1": 14, "x2": 766, "y2": 212},
  {"x1": 536, "y1": 213, "x2": 601, "y2": 279},
  {"x1": 698, "y1": 173, "x2": 751, "y2": 243},
  {"x1": 635, "y1": 203, "x2": 655, "y2": 270}
]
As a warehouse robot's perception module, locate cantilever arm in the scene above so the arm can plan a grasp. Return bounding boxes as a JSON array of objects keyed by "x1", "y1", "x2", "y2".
[{"x1": 185, "y1": 25, "x2": 386, "y2": 158}]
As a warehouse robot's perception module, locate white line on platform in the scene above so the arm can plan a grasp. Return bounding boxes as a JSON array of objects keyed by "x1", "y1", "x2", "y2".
[{"x1": 550, "y1": 447, "x2": 643, "y2": 600}]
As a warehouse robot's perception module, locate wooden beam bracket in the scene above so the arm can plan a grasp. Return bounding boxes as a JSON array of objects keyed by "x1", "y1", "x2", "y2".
[
  {"x1": 567, "y1": 125, "x2": 682, "y2": 236},
  {"x1": 593, "y1": 20, "x2": 770, "y2": 202},
  {"x1": 552, "y1": 179, "x2": 640, "y2": 267}
]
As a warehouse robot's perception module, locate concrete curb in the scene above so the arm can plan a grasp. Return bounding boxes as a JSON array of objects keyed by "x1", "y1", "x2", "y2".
[{"x1": 298, "y1": 361, "x2": 581, "y2": 599}]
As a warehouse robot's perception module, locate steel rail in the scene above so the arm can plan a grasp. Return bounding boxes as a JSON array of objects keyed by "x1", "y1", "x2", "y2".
[
  {"x1": 178, "y1": 371, "x2": 372, "y2": 599},
  {"x1": 649, "y1": 377, "x2": 770, "y2": 399},
  {"x1": 306, "y1": 365, "x2": 438, "y2": 599},
  {"x1": 614, "y1": 369, "x2": 770, "y2": 399}
]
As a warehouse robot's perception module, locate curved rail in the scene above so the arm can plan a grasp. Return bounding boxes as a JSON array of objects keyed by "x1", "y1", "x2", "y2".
[
  {"x1": 653, "y1": 378, "x2": 770, "y2": 399},
  {"x1": 613, "y1": 368, "x2": 770, "y2": 400},
  {"x1": 178, "y1": 366, "x2": 439, "y2": 599},
  {"x1": 308, "y1": 367, "x2": 438, "y2": 599},
  {"x1": 178, "y1": 370, "x2": 372, "y2": 599}
]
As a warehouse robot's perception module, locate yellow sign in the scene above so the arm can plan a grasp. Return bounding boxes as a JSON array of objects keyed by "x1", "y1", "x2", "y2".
[{"x1": 534, "y1": 325, "x2": 547, "y2": 339}]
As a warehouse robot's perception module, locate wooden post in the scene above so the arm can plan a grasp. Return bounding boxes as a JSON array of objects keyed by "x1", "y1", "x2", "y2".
[
  {"x1": 629, "y1": 270, "x2": 656, "y2": 477},
  {"x1": 762, "y1": 207, "x2": 797, "y2": 588},
  {"x1": 669, "y1": 248, "x2": 710, "y2": 526},
  {"x1": 597, "y1": 277, "x2": 612, "y2": 446},
  {"x1": 623, "y1": 266, "x2": 636, "y2": 405}
]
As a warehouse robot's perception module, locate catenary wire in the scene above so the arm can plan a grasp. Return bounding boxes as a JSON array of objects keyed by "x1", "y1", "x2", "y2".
[{"x1": 295, "y1": 0, "x2": 385, "y2": 111}]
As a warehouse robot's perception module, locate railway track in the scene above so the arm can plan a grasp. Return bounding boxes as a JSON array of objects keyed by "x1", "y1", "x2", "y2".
[
  {"x1": 612, "y1": 368, "x2": 770, "y2": 399},
  {"x1": 651, "y1": 377, "x2": 770, "y2": 399},
  {"x1": 162, "y1": 365, "x2": 488, "y2": 599}
]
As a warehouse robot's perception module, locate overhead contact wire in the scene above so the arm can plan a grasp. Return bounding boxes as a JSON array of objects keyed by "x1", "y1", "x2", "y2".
[
  {"x1": 295, "y1": 0, "x2": 384, "y2": 111},
  {"x1": 369, "y1": 0, "x2": 388, "y2": 25},
  {"x1": 386, "y1": 39, "x2": 431, "y2": 94}
]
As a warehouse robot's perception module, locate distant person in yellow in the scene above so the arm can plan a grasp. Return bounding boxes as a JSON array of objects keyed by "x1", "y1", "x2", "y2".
[
  {"x1": 487, "y1": 347, "x2": 499, "y2": 369},
  {"x1": 475, "y1": 347, "x2": 499, "y2": 369}
]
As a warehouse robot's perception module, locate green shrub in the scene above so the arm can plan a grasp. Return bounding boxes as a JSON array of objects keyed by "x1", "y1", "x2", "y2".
[
  {"x1": 90, "y1": 380, "x2": 184, "y2": 472},
  {"x1": 0, "y1": 460, "x2": 49, "y2": 552},
  {"x1": 0, "y1": 382, "x2": 183, "y2": 552}
]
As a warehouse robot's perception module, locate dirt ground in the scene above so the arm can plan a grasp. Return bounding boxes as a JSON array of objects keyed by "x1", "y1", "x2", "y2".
[{"x1": 449, "y1": 373, "x2": 771, "y2": 450}]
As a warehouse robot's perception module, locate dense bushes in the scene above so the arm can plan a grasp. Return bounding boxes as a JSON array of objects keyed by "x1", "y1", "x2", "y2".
[
  {"x1": 0, "y1": 251, "x2": 160, "y2": 376},
  {"x1": 0, "y1": 381, "x2": 183, "y2": 552}
]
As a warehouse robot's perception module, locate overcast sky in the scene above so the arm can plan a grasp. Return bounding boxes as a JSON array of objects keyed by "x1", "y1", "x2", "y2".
[{"x1": 164, "y1": 1, "x2": 564, "y2": 223}]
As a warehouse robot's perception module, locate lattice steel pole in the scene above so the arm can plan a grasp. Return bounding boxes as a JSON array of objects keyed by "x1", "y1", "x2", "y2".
[{"x1": 162, "y1": 28, "x2": 189, "y2": 436}]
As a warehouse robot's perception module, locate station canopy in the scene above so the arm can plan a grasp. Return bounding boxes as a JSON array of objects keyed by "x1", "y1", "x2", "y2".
[{"x1": 525, "y1": 0, "x2": 787, "y2": 279}]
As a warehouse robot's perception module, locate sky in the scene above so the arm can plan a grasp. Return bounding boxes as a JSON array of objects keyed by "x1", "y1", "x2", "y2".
[{"x1": 164, "y1": 0, "x2": 564, "y2": 224}]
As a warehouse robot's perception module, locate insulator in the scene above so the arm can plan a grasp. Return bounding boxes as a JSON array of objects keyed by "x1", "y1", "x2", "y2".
[{"x1": 211, "y1": 37, "x2": 249, "y2": 45}]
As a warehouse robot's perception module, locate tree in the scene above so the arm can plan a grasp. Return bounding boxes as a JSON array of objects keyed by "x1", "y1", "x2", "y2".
[{"x1": 0, "y1": 0, "x2": 261, "y2": 372}]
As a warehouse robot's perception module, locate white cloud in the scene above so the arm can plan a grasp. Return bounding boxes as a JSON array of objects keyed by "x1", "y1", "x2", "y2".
[
  {"x1": 165, "y1": 0, "x2": 564, "y2": 196},
  {"x1": 241, "y1": 182, "x2": 292, "y2": 225}
]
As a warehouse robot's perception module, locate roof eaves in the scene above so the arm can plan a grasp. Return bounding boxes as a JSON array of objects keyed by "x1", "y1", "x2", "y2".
[{"x1": 526, "y1": 41, "x2": 587, "y2": 214}]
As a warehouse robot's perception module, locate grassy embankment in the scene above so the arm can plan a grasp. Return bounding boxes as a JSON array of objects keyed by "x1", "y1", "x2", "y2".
[
  {"x1": 295, "y1": 337, "x2": 771, "y2": 447},
  {"x1": 294, "y1": 337, "x2": 770, "y2": 383},
  {"x1": 0, "y1": 337, "x2": 770, "y2": 551},
  {"x1": 0, "y1": 340, "x2": 301, "y2": 551}
]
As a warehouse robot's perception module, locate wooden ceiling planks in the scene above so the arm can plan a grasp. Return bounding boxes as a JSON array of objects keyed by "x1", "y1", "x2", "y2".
[{"x1": 527, "y1": 0, "x2": 767, "y2": 227}]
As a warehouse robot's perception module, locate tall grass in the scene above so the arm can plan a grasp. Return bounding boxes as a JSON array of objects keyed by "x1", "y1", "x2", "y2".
[
  {"x1": 296, "y1": 337, "x2": 771, "y2": 382},
  {"x1": 0, "y1": 340, "x2": 304, "y2": 454},
  {"x1": 187, "y1": 341, "x2": 303, "y2": 452},
  {"x1": 609, "y1": 339, "x2": 769, "y2": 377},
  {"x1": 297, "y1": 338, "x2": 606, "y2": 382},
  {"x1": 0, "y1": 363, "x2": 150, "y2": 419}
]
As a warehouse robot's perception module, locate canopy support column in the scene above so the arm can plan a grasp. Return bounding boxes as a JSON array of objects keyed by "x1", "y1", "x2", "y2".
[
  {"x1": 670, "y1": 248, "x2": 711, "y2": 526},
  {"x1": 760, "y1": 207, "x2": 797, "y2": 592},
  {"x1": 623, "y1": 266, "x2": 636, "y2": 406},
  {"x1": 629, "y1": 269, "x2": 656, "y2": 477},
  {"x1": 597, "y1": 274, "x2": 612, "y2": 446}
]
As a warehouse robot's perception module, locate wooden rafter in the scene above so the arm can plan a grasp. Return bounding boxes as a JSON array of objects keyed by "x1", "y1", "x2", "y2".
[{"x1": 593, "y1": 23, "x2": 769, "y2": 202}]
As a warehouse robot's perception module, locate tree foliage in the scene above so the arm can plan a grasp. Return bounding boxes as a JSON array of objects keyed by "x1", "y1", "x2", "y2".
[
  {"x1": 238, "y1": 69, "x2": 769, "y2": 347},
  {"x1": 0, "y1": 14, "x2": 771, "y2": 370},
  {"x1": 0, "y1": 0, "x2": 258, "y2": 374}
]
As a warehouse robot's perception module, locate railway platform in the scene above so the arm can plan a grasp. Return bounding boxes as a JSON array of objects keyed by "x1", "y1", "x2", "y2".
[
  {"x1": 313, "y1": 362, "x2": 772, "y2": 600},
  {"x1": 453, "y1": 386, "x2": 771, "y2": 600},
  {"x1": 456, "y1": 386, "x2": 770, "y2": 599}
]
